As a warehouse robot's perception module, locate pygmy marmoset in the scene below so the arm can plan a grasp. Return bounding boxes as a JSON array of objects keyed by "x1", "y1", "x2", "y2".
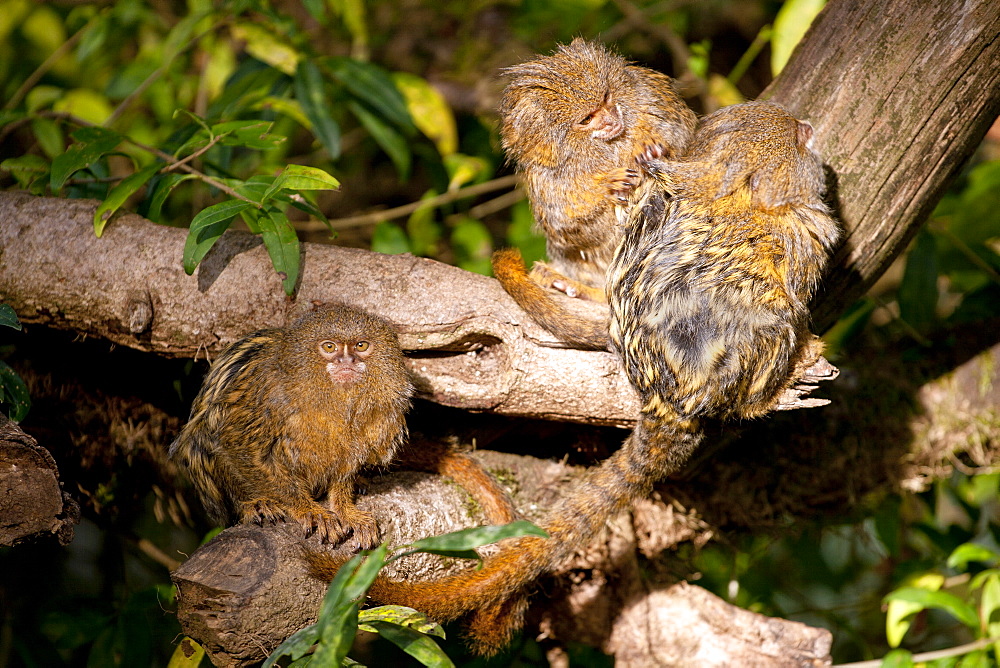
[
  {"x1": 493, "y1": 38, "x2": 697, "y2": 348},
  {"x1": 169, "y1": 303, "x2": 413, "y2": 549}
]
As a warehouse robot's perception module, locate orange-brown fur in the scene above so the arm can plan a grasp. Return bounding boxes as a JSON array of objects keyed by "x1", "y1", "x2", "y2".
[{"x1": 493, "y1": 39, "x2": 696, "y2": 348}]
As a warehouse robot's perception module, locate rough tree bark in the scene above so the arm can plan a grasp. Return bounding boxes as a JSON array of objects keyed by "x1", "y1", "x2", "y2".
[
  {"x1": 765, "y1": 0, "x2": 1000, "y2": 329},
  {"x1": 0, "y1": 414, "x2": 79, "y2": 547}
]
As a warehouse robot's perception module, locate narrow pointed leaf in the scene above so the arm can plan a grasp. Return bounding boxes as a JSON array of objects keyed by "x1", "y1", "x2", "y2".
[
  {"x1": 364, "y1": 621, "x2": 454, "y2": 668},
  {"x1": 182, "y1": 199, "x2": 253, "y2": 274},
  {"x1": 295, "y1": 60, "x2": 342, "y2": 158},
  {"x1": 257, "y1": 208, "x2": 301, "y2": 295},
  {"x1": 50, "y1": 126, "x2": 122, "y2": 189},
  {"x1": 94, "y1": 162, "x2": 162, "y2": 237}
]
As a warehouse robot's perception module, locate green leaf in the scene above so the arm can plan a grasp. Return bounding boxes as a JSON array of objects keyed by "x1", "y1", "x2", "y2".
[
  {"x1": 879, "y1": 648, "x2": 914, "y2": 668},
  {"x1": 450, "y1": 216, "x2": 493, "y2": 275},
  {"x1": 978, "y1": 573, "x2": 1000, "y2": 663},
  {"x1": 363, "y1": 621, "x2": 454, "y2": 668},
  {"x1": 393, "y1": 72, "x2": 456, "y2": 156},
  {"x1": 232, "y1": 22, "x2": 301, "y2": 75},
  {"x1": 30, "y1": 117, "x2": 65, "y2": 159},
  {"x1": 358, "y1": 606, "x2": 444, "y2": 639},
  {"x1": 213, "y1": 120, "x2": 286, "y2": 150},
  {"x1": 312, "y1": 602, "x2": 358, "y2": 666},
  {"x1": 884, "y1": 573, "x2": 944, "y2": 647},
  {"x1": 897, "y1": 229, "x2": 938, "y2": 334},
  {"x1": 261, "y1": 164, "x2": 340, "y2": 204},
  {"x1": 0, "y1": 361, "x2": 31, "y2": 422},
  {"x1": 404, "y1": 521, "x2": 547, "y2": 559},
  {"x1": 93, "y1": 162, "x2": 162, "y2": 237},
  {"x1": 371, "y1": 221, "x2": 411, "y2": 255},
  {"x1": 52, "y1": 88, "x2": 114, "y2": 126},
  {"x1": 948, "y1": 543, "x2": 1000, "y2": 570},
  {"x1": 0, "y1": 304, "x2": 21, "y2": 330},
  {"x1": 327, "y1": 57, "x2": 414, "y2": 131},
  {"x1": 771, "y1": 0, "x2": 826, "y2": 76},
  {"x1": 443, "y1": 154, "x2": 487, "y2": 192},
  {"x1": 254, "y1": 208, "x2": 301, "y2": 296},
  {"x1": 295, "y1": 60, "x2": 342, "y2": 159},
  {"x1": 182, "y1": 199, "x2": 254, "y2": 274},
  {"x1": 262, "y1": 622, "x2": 319, "y2": 667},
  {"x1": 1, "y1": 154, "x2": 49, "y2": 189},
  {"x1": 348, "y1": 99, "x2": 411, "y2": 179},
  {"x1": 50, "y1": 126, "x2": 122, "y2": 190},
  {"x1": 145, "y1": 173, "x2": 197, "y2": 223},
  {"x1": 883, "y1": 586, "x2": 979, "y2": 630},
  {"x1": 166, "y1": 637, "x2": 205, "y2": 668}
]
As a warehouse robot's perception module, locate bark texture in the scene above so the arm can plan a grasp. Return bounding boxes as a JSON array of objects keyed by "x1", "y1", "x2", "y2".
[
  {"x1": 766, "y1": 0, "x2": 1000, "y2": 329},
  {"x1": 0, "y1": 414, "x2": 79, "y2": 547}
]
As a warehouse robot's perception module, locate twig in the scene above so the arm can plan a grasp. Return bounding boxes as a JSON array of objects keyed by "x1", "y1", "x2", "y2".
[
  {"x1": 834, "y1": 637, "x2": 1000, "y2": 667},
  {"x1": 41, "y1": 112, "x2": 254, "y2": 206},
  {"x1": 105, "y1": 18, "x2": 230, "y2": 127},
  {"x1": 296, "y1": 174, "x2": 520, "y2": 231}
]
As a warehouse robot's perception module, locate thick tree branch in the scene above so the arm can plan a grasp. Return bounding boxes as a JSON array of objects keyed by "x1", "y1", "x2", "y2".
[{"x1": 766, "y1": 0, "x2": 1000, "y2": 330}]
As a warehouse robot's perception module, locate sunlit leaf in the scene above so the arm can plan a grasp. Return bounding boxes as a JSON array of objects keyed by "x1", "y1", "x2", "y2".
[
  {"x1": 232, "y1": 22, "x2": 301, "y2": 75},
  {"x1": 772, "y1": 0, "x2": 826, "y2": 76},
  {"x1": 884, "y1": 586, "x2": 979, "y2": 632},
  {"x1": 948, "y1": 543, "x2": 1000, "y2": 570},
  {"x1": 30, "y1": 117, "x2": 65, "y2": 159},
  {"x1": 443, "y1": 154, "x2": 487, "y2": 191},
  {"x1": 182, "y1": 199, "x2": 253, "y2": 274},
  {"x1": 393, "y1": 72, "x2": 457, "y2": 156},
  {"x1": 879, "y1": 648, "x2": 914, "y2": 668},
  {"x1": 295, "y1": 60, "x2": 341, "y2": 158},
  {"x1": 261, "y1": 164, "x2": 340, "y2": 204},
  {"x1": 884, "y1": 573, "x2": 944, "y2": 647},
  {"x1": 94, "y1": 162, "x2": 162, "y2": 237},
  {"x1": 50, "y1": 126, "x2": 122, "y2": 189},
  {"x1": 358, "y1": 606, "x2": 444, "y2": 639},
  {"x1": 708, "y1": 73, "x2": 745, "y2": 107},
  {"x1": 52, "y1": 88, "x2": 114, "y2": 126},
  {"x1": 166, "y1": 637, "x2": 205, "y2": 668}
]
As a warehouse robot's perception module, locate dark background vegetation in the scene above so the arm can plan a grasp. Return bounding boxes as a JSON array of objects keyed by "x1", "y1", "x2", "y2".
[{"x1": 1, "y1": 0, "x2": 999, "y2": 665}]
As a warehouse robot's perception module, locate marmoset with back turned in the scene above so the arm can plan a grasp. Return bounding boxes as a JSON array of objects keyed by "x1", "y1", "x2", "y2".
[
  {"x1": 492, "y1": 38, "x2": 697, "y2": 348},
  {"x1": 169, "y1": 303, "x2": 412, "y2": 549}
]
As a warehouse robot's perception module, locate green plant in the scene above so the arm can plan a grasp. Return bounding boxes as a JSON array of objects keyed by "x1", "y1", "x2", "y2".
[{"x1": 253, "y1": 520, "x2": 548, "y2": 667}]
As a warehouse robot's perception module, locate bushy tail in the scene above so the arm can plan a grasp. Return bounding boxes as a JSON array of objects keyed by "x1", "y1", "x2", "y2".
[
  {"x1": 305, "y1": 411, "x2": 703, "y2": 654},
  {"x1": 492, "y1": 248, "x2": 609, "y2": 350}
]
